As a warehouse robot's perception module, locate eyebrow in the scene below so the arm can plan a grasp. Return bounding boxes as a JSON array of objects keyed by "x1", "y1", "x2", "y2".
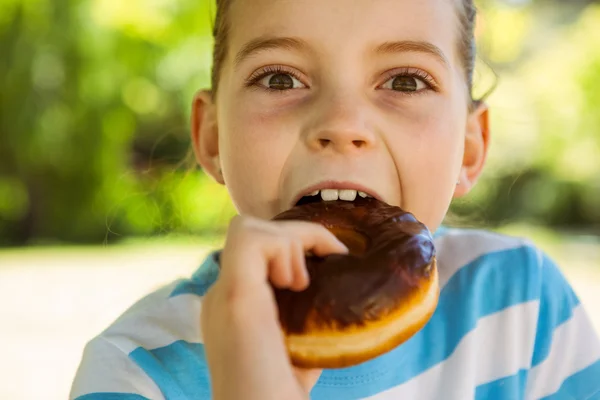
[
  {"x1": 234, "y1": 36, "x2": 309, "y2": 68},
  {"x1": 234, "y1": 36, "x2": 449, "y2": 69},
  {"x1": 375, "y1": 40, "x2": 450, "y2": 69}
]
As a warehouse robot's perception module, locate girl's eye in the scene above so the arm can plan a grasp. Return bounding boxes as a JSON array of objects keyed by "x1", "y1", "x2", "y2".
[
  {"x1": 257, "y1": 73, "x2": 306, "y2": 90},
  {"x1": 380, "y1": 75, "x2": 429, "y2": 92}
]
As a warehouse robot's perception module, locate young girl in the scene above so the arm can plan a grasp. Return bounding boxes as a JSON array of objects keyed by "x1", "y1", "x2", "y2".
[{"x1": 70, "y1": 0, "x2": 600, "y2": 398}]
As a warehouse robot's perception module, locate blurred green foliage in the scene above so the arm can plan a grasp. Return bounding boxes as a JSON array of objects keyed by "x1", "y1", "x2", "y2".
[
  {"x1": 452, "y1": 1, "x2": 600, "y2": 230},
  {"x1": 0, "y1": 0, "x2": 599, "y2": 246}
]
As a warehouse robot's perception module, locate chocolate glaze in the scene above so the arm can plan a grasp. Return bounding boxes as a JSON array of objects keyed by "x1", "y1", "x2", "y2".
[{"x1": 272, "y1": 197, "x2": 436, "y2": 334}]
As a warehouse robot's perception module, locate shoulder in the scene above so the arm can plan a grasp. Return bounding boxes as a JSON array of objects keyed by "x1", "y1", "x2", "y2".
[
  {"x1": 71, "y1": 253, "x2": 221, "y2": 399},
  {"x1": 433, "y1": 227, "x2": 545, "y2": 291},
  {"x1": 434, "y1": 228, "x2": 600, "y2": 399},
  {"x1": 434, "y1": 226, "x2": 538, "y2": 266},
  {"x1": 432, "y1": 227, "x2": 578, "y2": 345},
  {"x1": 434, "y1": 227, "x2": 581, "y2": 302},
  {"x1": 102, "y1": 253, "x2": 220, "y2": 379},
  {"x1": 98, "y1": 251, "x2": 220, "y2": 347}
]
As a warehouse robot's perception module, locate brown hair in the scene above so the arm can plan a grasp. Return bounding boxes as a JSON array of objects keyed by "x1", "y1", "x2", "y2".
[
  {"x1": 210, "y1": 0, "x2": 233, "y2": 98},
  {"x1": 210, "y1": 0, "x2": 480, "y2": 103}
]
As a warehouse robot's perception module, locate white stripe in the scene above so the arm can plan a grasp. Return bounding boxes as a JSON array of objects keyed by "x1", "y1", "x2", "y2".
[
  {"x1": 525, "y1": 305, "x2": 600, "y2": 400},
  {"x1": 104, "y1": 292, "x2": 205, "y2": 354},
  {"x1": 69, "y1": 336, "x2": 165, "y2": 399},
  {"x1": 474, "y1": 301, "x2": 538, "y2": 385},
  {"x1": 106, "y1": 280, "x2": 180, "y2": 325},
  {"x1": 434, "y1": 229, "x2": 531, "y2": 288},
  {"x1": 366, "y1": 301, "x2": 539, "y2": 400}
]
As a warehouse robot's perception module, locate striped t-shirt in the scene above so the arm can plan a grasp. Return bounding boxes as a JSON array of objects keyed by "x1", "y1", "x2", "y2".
[{"x1": 70, "y1": 228, "x2": 600, "y2": 399}]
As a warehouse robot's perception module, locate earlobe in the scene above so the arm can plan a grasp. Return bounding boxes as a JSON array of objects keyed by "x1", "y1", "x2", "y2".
[
  {"x1": 454, "y1": 101, "x2": 490, "y2": 198},
  {"x1": 191, "y1": 90, "x2": 224, "y2": 184}
]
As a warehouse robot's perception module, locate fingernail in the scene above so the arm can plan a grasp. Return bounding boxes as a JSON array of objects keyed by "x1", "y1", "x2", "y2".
[
  {"x1": 337, "y1": 240, "x2": 349, "y2": 253},
  {"x1": 302, "y1": 272, "x2": 310, "y2": 289}
]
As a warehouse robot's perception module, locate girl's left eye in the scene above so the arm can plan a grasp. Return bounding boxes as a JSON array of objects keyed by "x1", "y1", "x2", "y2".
[{"x1": 380, "y1": 74, "x2": 430, "y2": 92}]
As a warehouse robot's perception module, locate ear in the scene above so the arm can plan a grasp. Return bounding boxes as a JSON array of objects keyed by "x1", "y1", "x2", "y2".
[
  {"x1": 191, "y1": 90, "x2": 224, "y2": 184},
  {"x1": 454, "y1": 101, "x2": 490, "y2": 198}
]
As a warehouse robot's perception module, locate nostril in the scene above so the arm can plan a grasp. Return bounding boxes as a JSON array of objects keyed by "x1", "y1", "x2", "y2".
[
  {"x1": 353, "y1": 140, "x2": 366, "y2": 148},
  {"x1": 319, "y1": 139, "x2": 330, "y2": 147}
]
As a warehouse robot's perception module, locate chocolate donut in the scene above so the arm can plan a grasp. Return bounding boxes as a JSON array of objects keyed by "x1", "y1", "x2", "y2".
[{"x1": 272, "y1": 197, "x2": 438, "y2": 369}]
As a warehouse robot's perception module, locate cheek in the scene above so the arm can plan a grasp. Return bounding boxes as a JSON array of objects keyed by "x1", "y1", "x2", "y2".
[
  {"x1": 386, "y1": 103, "x2": 464, "y2": 229},
  {"x1": 217, "y1": 95, "x2": 299, "y2": 217},
  {"x1": 387, "y1": 104, "x2": 463, "y2": 169},
  {"x1": 226, "y1": 97, "x2": 300, "y2": 164},
  {"x1": 228, "y1": 92, "x2": 303, "y2": 144}
]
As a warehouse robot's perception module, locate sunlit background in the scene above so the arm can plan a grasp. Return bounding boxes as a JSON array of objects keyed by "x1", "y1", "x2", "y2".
[{"x1": 1, "y1": 0, "x2": 599, "y2": 398}]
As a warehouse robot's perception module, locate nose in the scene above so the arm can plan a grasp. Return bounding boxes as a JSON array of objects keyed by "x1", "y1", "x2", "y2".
[{"x1": 305, "y1": 95, "x2": 376, "y2": 153}]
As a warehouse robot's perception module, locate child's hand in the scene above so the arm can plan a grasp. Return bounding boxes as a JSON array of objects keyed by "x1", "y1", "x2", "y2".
[{"x1": 201, "y1": 215, "x2": 348, "y2": 400}]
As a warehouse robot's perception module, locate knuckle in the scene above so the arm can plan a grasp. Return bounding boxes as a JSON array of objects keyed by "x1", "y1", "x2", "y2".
[
  {"x1": 278, "y1": 220, "x2": 304, "y2": 230},
  {"x1": 229, "y1": 215, "x2": 273, "y2": 239},
  {"x1": 211, "y1": 277, "x2": 244, "y2": 309},
  {"x1": 290, "y1": 237, "x2": 303, "y2": 252},
  {"x1": 203, "y1": 281, "x2": 255, "y2": 327},
  {"x1": 228, "y1": 214, "x2": 243, "y2": 228},
  {"x1": 225, "y1": 217, "x2": 263, "y2": 249},
  {"x1": 314, "y1": 223, "x2": 331, "y2": 235},
  {"x1": 222, "y1": 281, "x2": 264, "y2": 319},
  {"x1": 223, "y1": 279, "x2": 245, "y2": 306},
  {"x1": 228, "y1": 215, "x2": 249, "y2": 234},
  {"x1": 229, "y1": 215, "x2": 257, "y2": 230}
]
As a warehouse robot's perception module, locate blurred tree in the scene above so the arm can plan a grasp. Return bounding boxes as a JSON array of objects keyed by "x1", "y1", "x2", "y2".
[
  {"x1": 0, "y1": 0, "x2": 598, "y2": 245},
  {"x1": 451, "y1": 2, "x2": 600, "y2": 232},
  {"x1": 0, "y1": 0, "x2": 235, "y2": 245}
]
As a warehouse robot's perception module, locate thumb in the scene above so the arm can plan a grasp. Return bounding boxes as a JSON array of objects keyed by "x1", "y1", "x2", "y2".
[{"x1": 293, "y1": 367, "x2": 322, "y2": 394}]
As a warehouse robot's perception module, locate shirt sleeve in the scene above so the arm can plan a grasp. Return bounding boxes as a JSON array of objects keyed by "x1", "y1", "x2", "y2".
[
  {"x1": 525, "y1": 251, "x2": 600, "y2": 400},
  {"x1": 70, "y1": 336, "x2": 165, "y2": 400}
]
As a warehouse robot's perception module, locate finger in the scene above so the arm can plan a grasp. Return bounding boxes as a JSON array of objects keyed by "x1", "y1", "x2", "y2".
[
  {"x1": 268, "y1": 242, "x2": 293, "y2": 289},
  {"x1": 220, "y1": 218, "x2": 298, "y2": 291},
  {"x1": 219, "y1": 217, "x2": 347, "y2": 293},
  {"x1": 278, "y1": 221, "x2": 348, "y2": 257},
  {"x1": 289, "y1": 238, "x2": 309, "y2": 291}
]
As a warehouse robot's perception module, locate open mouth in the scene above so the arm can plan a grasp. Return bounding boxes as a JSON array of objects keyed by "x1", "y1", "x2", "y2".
[{"x1": 295, "y1": 189, "x2": 374, "y2": 206}]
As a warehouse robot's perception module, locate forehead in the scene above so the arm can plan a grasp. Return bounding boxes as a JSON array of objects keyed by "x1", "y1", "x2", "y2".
[{"x1": 227, "y1": 0, "x2": 460, "y2": 66}]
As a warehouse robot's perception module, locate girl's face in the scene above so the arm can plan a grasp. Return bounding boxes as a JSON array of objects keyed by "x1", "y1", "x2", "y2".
[{"x1": 193, "y1": 0, "x2": 489, "y2": 231}]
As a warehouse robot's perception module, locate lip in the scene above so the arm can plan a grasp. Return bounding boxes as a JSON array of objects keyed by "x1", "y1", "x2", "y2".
[{"x1": 290, "y1": 180, "x2": 384, "y2": 208}]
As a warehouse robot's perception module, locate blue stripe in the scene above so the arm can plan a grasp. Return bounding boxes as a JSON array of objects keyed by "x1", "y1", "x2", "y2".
[
  {"x1": 474, "y1": 369, "x2": 528, "y2": 400},
  {"x1": 540, "y1": 359, "x2": 600, "y2": 400},
  {"x1": 169, "y1": 252, "x2": 220, "y2": 297},
  {"x1": 531, "y1": 253, "x2": 580, "y2": 367},
  {"x1": 75, "y1": 395, "x2": 150, "y2": 400},
  {"x1": 433, "y1": 225, "x2": 449, "y2": 238},
  {"x1": 129, "y1": 342, "x2": 211, "y2": 400},
  {"x1": 169, "y1": 279, "x2": 214, "y2": 298}
]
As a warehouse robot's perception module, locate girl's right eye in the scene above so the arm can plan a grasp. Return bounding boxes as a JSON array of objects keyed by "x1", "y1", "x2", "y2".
[
  {"x1": 256, "y1": 72, "x2": 306, "y2": 91},
  {"x1": 246, "y1": 66, "x2": 307, "y2": 91}
]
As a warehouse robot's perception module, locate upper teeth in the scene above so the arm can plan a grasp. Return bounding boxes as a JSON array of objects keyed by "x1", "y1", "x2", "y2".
[{"x1": 306, "y1": 189, "x2": 372, "y2": 202}]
